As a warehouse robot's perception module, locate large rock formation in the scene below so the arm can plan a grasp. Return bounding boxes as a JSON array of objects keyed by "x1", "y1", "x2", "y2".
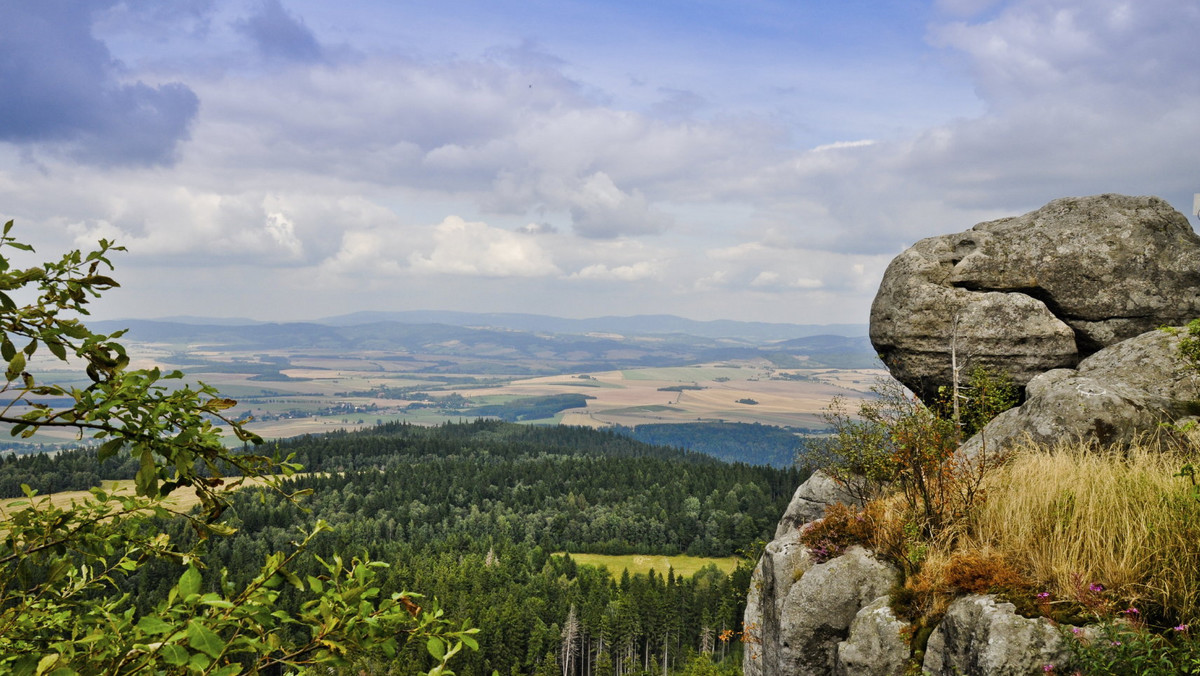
[
  {"x1": 871, "y1": 194, "x2": 1200, "y2": 403},
  {"x1": 747, "y1": 194, "x2": 1200, "y2": 676},
  {"x1": 962, "y1": 326, "x2": 1200, "y2": 455}
]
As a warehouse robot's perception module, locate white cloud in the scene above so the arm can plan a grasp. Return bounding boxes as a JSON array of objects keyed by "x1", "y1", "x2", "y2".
[
  {"x1": 264, "y1": 211, "x2": 303, "y2": 257},
  {"x1": 750, "y1": 272, "x2": 824, "y2": 289},
  {"x1": 568, "y1": 172, "x2": 673, "y2": 239},
  {"x1": 812, "y1": 140, "x2": 876, "y2": 152},
  {"x1": 571, "y1": 261, "x2": 661, "y2": 281},
  {"x1": 409, "y1": 216, "x2": 560, "y2": 277}
]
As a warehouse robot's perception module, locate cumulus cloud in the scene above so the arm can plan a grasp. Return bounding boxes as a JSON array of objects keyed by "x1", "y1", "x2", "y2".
[
  {"x1": 235, "y1": 0, "x2": 325, "y2": 64},
  {"x1": 0, "y1": 3, "x2": 198, "y2": 165},
  {"x1": 571, "y1": 261, "x2": 661, "y2": 281},
  {"x1": 264, "y1": 211, "x2": 304, "y2": 256},
  {"x1": 409, "y1": 216, "x2": 561, "y2": 277},
  {"x1": 750, "y1": 271, "x2": 823, "y2": 289},
  {"x1": 568, "y1": 172, "x2": 673, "y2": 238}
]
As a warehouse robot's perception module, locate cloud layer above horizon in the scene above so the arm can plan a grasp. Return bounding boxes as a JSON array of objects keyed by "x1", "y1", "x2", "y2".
[{"x1": 1, "y1": 0, "x2": 1196, "y2": 325}]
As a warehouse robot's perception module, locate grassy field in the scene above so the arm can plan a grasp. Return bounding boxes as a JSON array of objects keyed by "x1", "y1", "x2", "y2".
[{"x1": 559, "y1": 552, "x2": 741, "y2": 579}]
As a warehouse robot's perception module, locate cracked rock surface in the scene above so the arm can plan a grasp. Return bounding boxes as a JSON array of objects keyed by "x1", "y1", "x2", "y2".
[
  {"x1": 870, "y1": 194, "x2": 1200, "y2": 403},
  {"x1": 961, "y1": 326, "x2": 1200, "y2": 455}
]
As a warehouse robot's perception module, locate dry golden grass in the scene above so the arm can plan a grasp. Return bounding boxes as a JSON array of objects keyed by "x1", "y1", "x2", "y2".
[{"x1": 965, "y1": 441, "x2": 1200, "y2": 623}]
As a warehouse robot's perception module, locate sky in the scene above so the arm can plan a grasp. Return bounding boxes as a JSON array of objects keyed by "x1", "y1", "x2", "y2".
[{"x1": 0, "y1": 0, "x2": 1197, "y2": 326}]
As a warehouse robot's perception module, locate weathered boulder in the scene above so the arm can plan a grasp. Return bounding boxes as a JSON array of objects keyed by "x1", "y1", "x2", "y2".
[
  {"x1": 871, "y1": 194, "x2": 1200, "y2": 403},
  {"x1": 774, "y1": 470, "x2": 860, "y2": 539},
  {"x1": 835, "y1": 596, "x2": 908, "y2": 676},
  {"x1": 923, "y1": 595, "x2": 1071, "y2": 675},
  {"x1": 775, "y1": 547, "x2": 899, "y2": 676},
  {"x1": 962, "y1": 326, "x2": 1200, "y2": 455}
]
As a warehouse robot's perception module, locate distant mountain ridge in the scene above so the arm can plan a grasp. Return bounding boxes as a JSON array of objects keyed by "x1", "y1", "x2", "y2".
[
  {"x1": 131, "y1": 311, "x2": 867, "y2": 341},
  {"x1": 91, "y1": 314, "x2": 879, "y2": 373}
]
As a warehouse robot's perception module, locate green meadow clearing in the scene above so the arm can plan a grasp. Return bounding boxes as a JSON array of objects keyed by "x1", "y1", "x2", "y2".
[{"x1": 559, "y1": 552, "x2": 741, "y2": 579}]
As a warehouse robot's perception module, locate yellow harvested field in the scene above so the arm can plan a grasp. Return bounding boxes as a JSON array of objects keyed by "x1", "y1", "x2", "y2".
[
  {"x1": 560, "y1": 553, "x2": 740, "y2": 578},
  {"x1": 0, "y1": 475, "x2": 296, "y2": 520}
]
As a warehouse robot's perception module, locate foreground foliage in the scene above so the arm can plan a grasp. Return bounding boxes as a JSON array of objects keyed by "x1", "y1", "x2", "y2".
[{"x1": 0, "y1": 224, "x2": 474, "y2": 674}]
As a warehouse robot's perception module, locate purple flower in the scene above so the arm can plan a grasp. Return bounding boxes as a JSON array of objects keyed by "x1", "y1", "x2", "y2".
[
  {"x1": 1037, "y1": 592, "x2": 1051, "y2": 600},
  {"x1": 1175, "y1": 624, "x2": 1190, "y2": 632},
  {"x1": 1042, "y1": 665, "x2": 1055, "y2": 673},
  {"x1": 1071, "y1": 627, "x2": 1083, "y2": 635},
  {"x1": 1088, "y1": 583, "x2": 1105, "y2": 593},
  {"x1": 1121, "y1": 607, "x2": 1139, "y2": 615}
]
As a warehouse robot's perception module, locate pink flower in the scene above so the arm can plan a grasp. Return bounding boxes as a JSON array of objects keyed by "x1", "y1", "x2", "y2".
[
  {"x1": 1043, "y1": 665, "x2": 1055, "y2": 673},
  {"x1": 1121, "y1": 607, "x2": 1139, "y2": 615},
  {"x1": 1088, "y1": 583, "x2": 1104, "y2": 593},
  {"x1": 1037, "y1": 592, "x2": 1051, "y2": 600},
  {"x1": 1174, "y1": 624, "x2": 1190, "y2": 632}
]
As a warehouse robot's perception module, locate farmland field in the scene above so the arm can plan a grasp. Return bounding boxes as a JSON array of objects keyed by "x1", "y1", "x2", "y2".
[
  {"x1": 2, "y1": 328, "x2": 885, "y2": 449},
  {"x1": 559, "y1": 553, "x2": 741, "y2": 579}
]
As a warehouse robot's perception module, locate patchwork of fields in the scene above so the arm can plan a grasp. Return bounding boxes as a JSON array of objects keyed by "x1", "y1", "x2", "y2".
[{"x1": 4, "y1": 335, "x2": 885, "y2": 449}]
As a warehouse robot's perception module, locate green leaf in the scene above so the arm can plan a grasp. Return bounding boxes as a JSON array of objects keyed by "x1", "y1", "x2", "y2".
[
  {"x1": 186, "y1": 620, "x2": 225, "y2": 659},
  {"x1": 211, "y1": 665, "x2": 242, "y2": 676},
  {"x1": 46, "y1": 340, "x2": 66, "y2": 361},
  {"x1": 427, "y1": 636, "x2": 446, "y2": 662},
  {"x1": 160, "y1": 644, "x2": 189, "y2": 666},
  {"x1": 34, "y1": 655, "x2": 58, "y2": 676},
  {"x1": 178, "y1": 565, "x2": 202, "y2": 598},
  {"x1": 188, "y1": 652, "x2": 212, "y2": 671},
  {"x1": 97, "y1": 439, "x2": 122, "y2": 462},
  {"x1": 280, "y1": 568, "x2": 304, "y2": 590},
  {"x1": 134, "y1": 446, "x2": 157, "y2": 498},
  {"x1": 137, "y1": 615, "x2": 174, "y2": 635},
  {"x1": 1, "y1": 338, "x2": 13, "y2": 362},
  {"x1": 7, "y1": 351, "x2": 25, "y2": 380}
]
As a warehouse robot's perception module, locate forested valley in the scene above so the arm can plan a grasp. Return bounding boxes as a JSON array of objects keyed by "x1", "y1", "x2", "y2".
[{"x1": 1, "y1": 420, "x2": 806, "y2": 675}]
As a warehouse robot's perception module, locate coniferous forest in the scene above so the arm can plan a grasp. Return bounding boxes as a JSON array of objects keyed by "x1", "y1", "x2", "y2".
[{"x1": 1, "y1": 420, "x2": 805, "y2": 674}]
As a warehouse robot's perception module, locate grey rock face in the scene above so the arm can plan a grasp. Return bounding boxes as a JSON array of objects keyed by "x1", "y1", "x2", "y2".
[
  {"x1": 835, "y1": 596, "x2": 908, "y2": 676},
  {"x1": 745, "y1": 529, "x2": 814, "y2": 676},
  {"x1": 774, "y1": 470, "x2": 860, "y2": 540},
  {"x1": 777, "y1": 547, "x2": 899, "y2": 676},
  {"x1": 871, "y1": 194, "x2": 1200, "y2": 403},
  {"x1": 923, "y1": 595, "x2": 1071, "y2": 675},
  {"x1": 962, "y1": 327, "x2": 1200, "y2": 455}
]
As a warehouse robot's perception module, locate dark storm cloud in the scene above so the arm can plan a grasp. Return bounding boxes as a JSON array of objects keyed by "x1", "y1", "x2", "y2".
[
  {"x1": 235, "y1": 0, "x2": 325, "y2": 64},
  {"x1": 0, "y1": 1, "x2": 199, "y2": 166}
]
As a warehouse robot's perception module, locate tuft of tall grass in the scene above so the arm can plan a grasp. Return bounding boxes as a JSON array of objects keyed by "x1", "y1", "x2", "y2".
[{"x1": 967, "y1": 441, "x2": 1200, "y2": 625}]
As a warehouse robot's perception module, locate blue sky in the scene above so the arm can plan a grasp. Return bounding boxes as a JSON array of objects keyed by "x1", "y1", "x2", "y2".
[{"x1": 1, "y1": 0, "x2": 1196, "y2": 325}]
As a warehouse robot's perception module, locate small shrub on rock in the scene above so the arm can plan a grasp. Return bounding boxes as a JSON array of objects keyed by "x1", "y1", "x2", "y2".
[
  {"x1": 798, "y1": 503, "x2": 874, "y2": 563},
  {"x1": 941, "y1": 550, "x2": 1031, "y2": 596}
]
